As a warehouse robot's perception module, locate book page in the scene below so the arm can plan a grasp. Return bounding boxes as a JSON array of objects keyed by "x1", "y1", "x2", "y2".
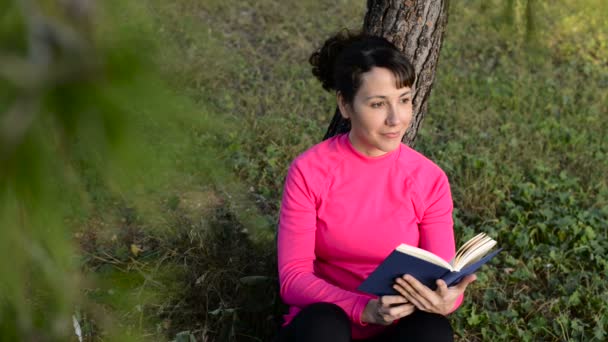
[
  {"x1": 454, "y1": 237, "x2": 497, "y2": 271},
  {"x1": 453, "y1": 233, "x2": 486, "y2": 266},
  {"x1": 396, "y1": 243, "x2": 454, "y2": 271}
]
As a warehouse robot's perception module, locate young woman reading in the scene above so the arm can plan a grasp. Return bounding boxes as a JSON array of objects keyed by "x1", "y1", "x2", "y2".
[{"x1": 275, "y1": 31, "x2": 476, "y2": 342}]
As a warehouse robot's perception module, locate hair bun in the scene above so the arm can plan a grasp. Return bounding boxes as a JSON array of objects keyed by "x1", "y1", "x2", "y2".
[{"x1": 309, "y1": 30, "x2": 359, "y2": 92}]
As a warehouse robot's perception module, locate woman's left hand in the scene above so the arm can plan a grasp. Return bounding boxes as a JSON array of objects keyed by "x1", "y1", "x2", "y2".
[{"x1": 393, "y1": 274, "x2": 476, "y2": 316}]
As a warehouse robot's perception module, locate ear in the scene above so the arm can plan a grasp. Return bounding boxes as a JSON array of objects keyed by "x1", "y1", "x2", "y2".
[{"x1": 336, "y1": 92, "x2": 351, "y2": 119}]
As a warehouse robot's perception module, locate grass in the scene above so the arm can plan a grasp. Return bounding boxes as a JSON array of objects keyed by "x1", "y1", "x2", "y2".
[{"x1": 68, "y1": 0, "x2": 608, "y2": 341}]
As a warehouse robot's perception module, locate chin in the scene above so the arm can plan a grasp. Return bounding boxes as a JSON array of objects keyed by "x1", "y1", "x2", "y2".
[{"x1": 378, "y1": 142, "x2": 400, "y2": 153}]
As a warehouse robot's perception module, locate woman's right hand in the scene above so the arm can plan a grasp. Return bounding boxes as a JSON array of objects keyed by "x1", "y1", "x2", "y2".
[{"x1": 361, "y1": 296, "x2": 415, "y2": 325}]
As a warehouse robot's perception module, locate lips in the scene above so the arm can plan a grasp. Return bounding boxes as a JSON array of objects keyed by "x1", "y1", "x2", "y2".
[{"x1": 382, "y1": 132, "x2": 400, "y2": 138}]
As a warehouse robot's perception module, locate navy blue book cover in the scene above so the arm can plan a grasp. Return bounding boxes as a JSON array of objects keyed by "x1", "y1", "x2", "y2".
[{"x1": 357, "y1": 248, "x2": 502, "y2": 296}]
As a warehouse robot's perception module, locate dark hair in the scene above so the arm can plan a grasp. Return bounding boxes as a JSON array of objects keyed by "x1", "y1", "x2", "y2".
[
  {"x1": 310, "y1": 31, "x2": 415, "y2": 102},
  {"x1": 309, "y1": 30, "x2": 415, "y2": 139}
]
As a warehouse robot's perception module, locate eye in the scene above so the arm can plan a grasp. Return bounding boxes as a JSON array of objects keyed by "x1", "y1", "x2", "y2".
[
  {"x1": 370, "y1": 101, "x2": 384, "y2": 108},
  {"x1": 400, "y1": 97, "x2": 411, "y2": 104}
]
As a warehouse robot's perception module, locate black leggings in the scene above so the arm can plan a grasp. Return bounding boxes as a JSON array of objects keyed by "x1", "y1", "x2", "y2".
[{"x1": 275, "y1": 302, "x2": 454, "y2": 342}]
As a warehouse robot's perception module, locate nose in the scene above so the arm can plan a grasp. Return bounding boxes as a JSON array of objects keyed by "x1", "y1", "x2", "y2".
[{"x1": 386, "y1": 104, "x2": 401, "y2": 126}]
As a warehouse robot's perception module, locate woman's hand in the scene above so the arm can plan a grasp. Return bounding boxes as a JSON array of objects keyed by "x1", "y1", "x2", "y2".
[
  {"x1": 361, "y1": 296, "x2": 415, "y2": 325},
  {"x1": 393, "y1": 274, "x2": 477, "y2": 316}
]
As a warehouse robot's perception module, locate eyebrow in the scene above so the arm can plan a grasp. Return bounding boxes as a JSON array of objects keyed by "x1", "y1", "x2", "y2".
[{"x1": 364, "y1": 91, "x2": 411, "y2": 100}]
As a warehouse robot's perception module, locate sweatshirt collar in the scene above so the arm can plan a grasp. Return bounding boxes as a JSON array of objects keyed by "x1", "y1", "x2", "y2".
[{"x1": 339, "y1": 133, "x2": 400, "y2": 164}]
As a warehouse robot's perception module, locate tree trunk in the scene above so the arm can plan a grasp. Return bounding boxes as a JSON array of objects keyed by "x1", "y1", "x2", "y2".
[{"x1": 364, "y1": 0, "x2": 450, "y2": 146}]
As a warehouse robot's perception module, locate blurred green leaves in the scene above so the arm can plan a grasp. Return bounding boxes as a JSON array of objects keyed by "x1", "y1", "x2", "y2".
[
  {"x1": 0, "y1": 0, "x2": 277, "y2": 339},
  {"x1": 0, "y1": 0, "x2": 170, "y2": 340}
]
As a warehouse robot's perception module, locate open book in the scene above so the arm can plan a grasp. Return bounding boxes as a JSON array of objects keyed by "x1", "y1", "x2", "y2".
[{"x1": 357, "y1": 233, "x2": 502, "y2": 296}]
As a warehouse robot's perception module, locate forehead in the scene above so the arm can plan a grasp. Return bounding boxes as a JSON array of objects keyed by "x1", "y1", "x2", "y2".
[
  {"x1": 357, "y1": 67, "x2": 410, "y2": 97},
  {"x1": 358, "y1": 67, "x2": 410, "y2": 97}
]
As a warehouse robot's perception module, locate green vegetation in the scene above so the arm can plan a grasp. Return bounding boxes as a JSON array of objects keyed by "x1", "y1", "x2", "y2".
[{"x1": 1, "y1": 0, "x2": 606, "y2": 341}]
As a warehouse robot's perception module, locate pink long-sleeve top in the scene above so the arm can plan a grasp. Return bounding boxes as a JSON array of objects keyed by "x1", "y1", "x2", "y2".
[{"x1": 277, "y1": 133, "x2": 463, "y2": 339}]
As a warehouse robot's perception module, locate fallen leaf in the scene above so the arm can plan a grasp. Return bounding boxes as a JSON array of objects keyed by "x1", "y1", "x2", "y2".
[{"x1": 131, "y1": 244, "x2": 142, "y2": 257}]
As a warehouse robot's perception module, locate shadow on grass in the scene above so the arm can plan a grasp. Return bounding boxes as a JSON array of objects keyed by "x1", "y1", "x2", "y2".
[{"x1": 79, "y1": 193, "x2": 286, "y2": 341}]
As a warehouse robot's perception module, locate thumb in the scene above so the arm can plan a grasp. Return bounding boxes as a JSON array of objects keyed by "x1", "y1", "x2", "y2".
[{"x1": 455, "y1": 274, "x2": 477, "y2": 292}]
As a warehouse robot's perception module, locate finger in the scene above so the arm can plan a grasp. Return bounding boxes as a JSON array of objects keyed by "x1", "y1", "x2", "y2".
[
  {"x1": 392, "y1": 283, "x2": 409, "y2": 299},
  {"x1": 387, "y1": 303, "x2": 415, "y2": 318},
  {"x1": 376, "y1": 311, "x2": 392, "y2": 325},
  {"x1": 383, "y1": 301, "x2": 413, "y2": 315},
  {"x1": 393, "y1": 283, "x2": 427, "y2": 311},
  {"x1": 436, "y1": 279, "x2": 449, "y2": 296},
  {"x1": 402, "y1": 275, "x2": 437, "y2": 299},
  {"x1": 376, "y1": 308, "x2": 394, "y2": 325},
  {"x1": 392, "y1": 283, "x2": 413, "y2": 305},
  {"x1": 381, "y1": 295, "x2": 409, "y2": 306},
  {"x1": 397, "y1": 276, "x2": 435, "y2": 309},
  {"x1": 454, "y1": 274, "x2": 477, "y2": 292},
  {"x1": 380, "y1": 301, "x2": 413, "y2": 319},
  {"x1": 398, "y1": 303, "x2": 416, "y2": 318}
]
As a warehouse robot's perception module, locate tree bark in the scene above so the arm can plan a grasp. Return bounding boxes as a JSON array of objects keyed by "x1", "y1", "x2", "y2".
[{"x1": 363, "y1": 0, "x2": 450, "y2": 146}]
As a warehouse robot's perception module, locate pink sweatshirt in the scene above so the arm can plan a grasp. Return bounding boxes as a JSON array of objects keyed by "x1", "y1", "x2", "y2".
[{"x1": 277, "y1": 133, "x2": 463, "y2": 339}]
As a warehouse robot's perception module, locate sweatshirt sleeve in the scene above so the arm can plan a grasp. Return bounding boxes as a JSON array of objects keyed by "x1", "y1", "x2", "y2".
[
  {"x1": 277, "y1": 161, "x2": 371, "y2": 324},
  {"x1": 417, "y1": 169, "x2": 463, "y2": 312}
]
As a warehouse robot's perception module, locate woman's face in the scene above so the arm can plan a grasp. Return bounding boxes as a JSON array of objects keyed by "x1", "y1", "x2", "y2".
[{"x1": 338, "y1": 67, "x2": 413, "y2": 157}]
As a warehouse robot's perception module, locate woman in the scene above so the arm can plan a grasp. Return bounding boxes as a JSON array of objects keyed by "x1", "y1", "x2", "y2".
[{"x1": 275, "y1": 31, "x2": 476, "y2": 341}]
